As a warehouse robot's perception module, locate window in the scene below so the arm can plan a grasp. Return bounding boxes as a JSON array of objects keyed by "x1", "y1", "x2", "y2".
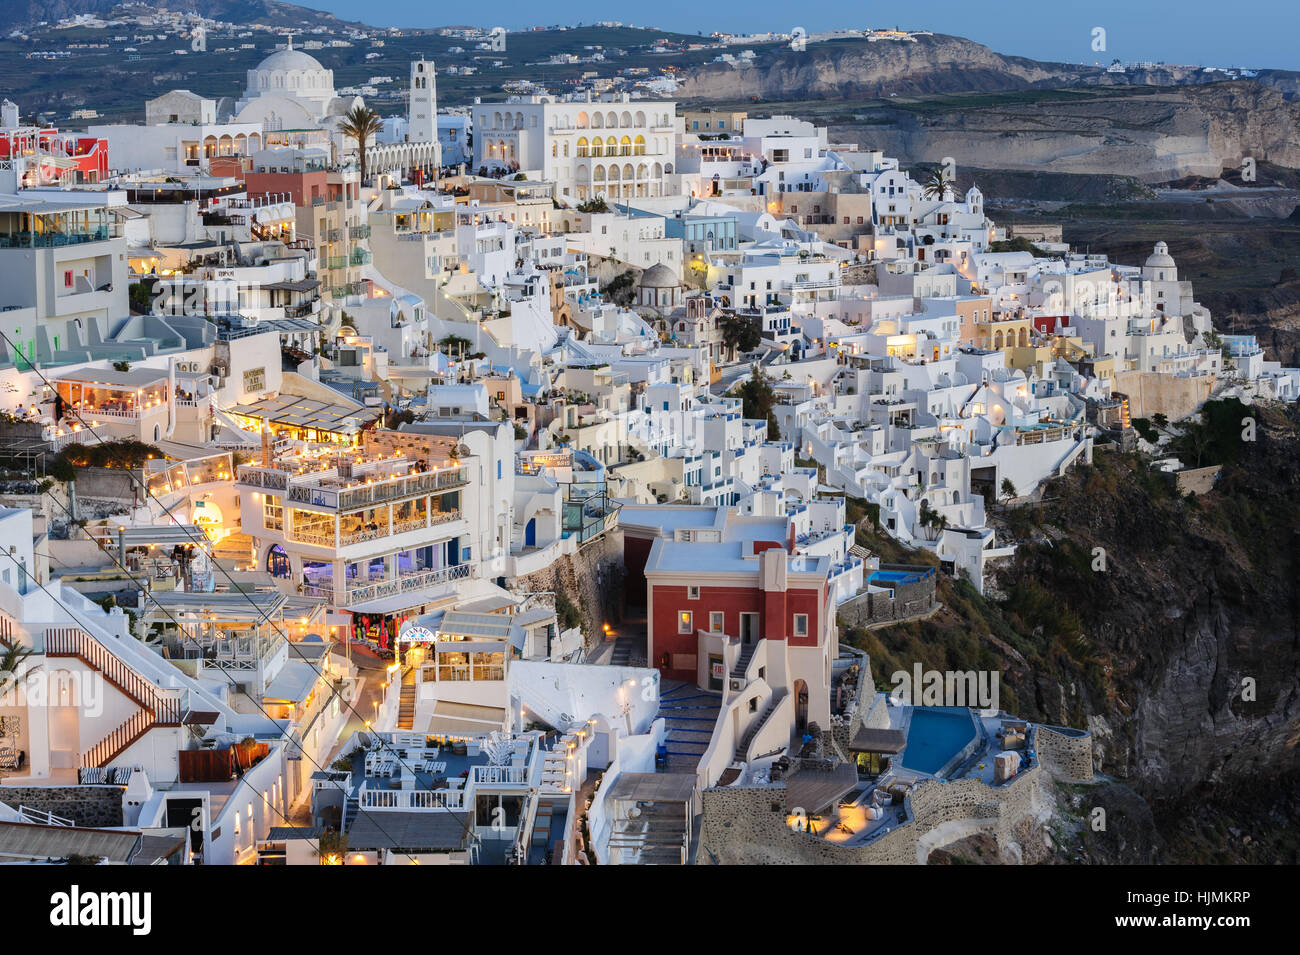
[
  {"x1": 678, "y1": 611, "x2": 693, "y2": 634},
  {"x1": 263, "y1": 498, "x2": 283, "y2": 531},
  {"x1": 687, "y1": 585, "x2": 700, "y2": 599},
  {"x1": 793, "y1": 613, "x2": 808, "y2": 637},
  {"x1": 64, "y1": 270, "x2": 74, "y2": 288},
  {"x1": 709, "y1": 611, "x2": 724, "y2": 633}
]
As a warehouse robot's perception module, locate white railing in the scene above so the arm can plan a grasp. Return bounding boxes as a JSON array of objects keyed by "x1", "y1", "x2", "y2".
[
  {"x1": 358, "y1": 784, "x2": 466, "y2": 811},
  {"x1": 471, "y1": 765, "x2": 529, "y2": 786}
]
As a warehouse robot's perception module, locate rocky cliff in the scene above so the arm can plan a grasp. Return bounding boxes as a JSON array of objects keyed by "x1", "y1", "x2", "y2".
[
  {"x1": 847, "y1": 401, "x2": 1300, "y2": 862},
  {"x1": 675, "y1": 34, "x2": 1078, "y2": 100},
  {"x1": 829, "y1": 84, "x2": 1300, "y2": 182}
]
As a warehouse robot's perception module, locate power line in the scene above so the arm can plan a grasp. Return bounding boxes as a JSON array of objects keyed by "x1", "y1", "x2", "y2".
[
  {"x1": 0, "y1": 544, "x2": 389, "y2": 863},
  {"x1": 1, "y1": 329, "x2": 483, "y2": 854}
]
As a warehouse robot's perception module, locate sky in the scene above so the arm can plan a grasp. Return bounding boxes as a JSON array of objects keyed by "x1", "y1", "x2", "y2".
[{"x1": 307, "y1": 0, "x2": 1300, "y2": 72}]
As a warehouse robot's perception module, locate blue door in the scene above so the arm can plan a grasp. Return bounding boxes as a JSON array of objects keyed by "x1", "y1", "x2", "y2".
[{"x1": 525, "y1": 519, "x2": 536, "y2": 547}]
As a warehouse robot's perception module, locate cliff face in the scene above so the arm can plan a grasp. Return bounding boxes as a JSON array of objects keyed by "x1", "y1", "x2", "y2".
[
  {"x1": 829, "y1": 84, "x2": 1300, "y2": 182},
  {"x1": 675, "y1": 34, "x2": 1074, "y2": 100},
  {"x1": 848, "y1": 403, "x2": 1300, "y2": 861},
  {"x1": 991, "y1": 406, "x2": 1300, "y2": 802}
]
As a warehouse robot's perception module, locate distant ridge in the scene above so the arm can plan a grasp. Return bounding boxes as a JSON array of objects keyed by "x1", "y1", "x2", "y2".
[{"x1": 5, "y1": 0, "x2": 359, "y2": 32}]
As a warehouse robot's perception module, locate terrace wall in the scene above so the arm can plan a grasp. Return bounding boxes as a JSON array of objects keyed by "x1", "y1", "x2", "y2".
[
  {"x1": 1033, "y1": 724, "x2": 1095, "y2": 783},
  {"x1": 698, "y1": 764, "x2": 1043, "y2": 865},
  {"x1": 0, "y1": 784, "x2": 125, "y2": 828},
  {"x1": 836, "y1": 565, "x2": 936, "y2": 627}
]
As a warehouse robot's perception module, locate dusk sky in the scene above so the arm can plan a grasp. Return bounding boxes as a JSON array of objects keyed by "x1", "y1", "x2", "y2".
[{"x1": 307, "y1": 0, "x2": 1300, "y2": 71}]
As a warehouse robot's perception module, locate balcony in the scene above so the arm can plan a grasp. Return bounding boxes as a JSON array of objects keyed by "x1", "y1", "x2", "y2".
[
  {"x1": 0, "y1": 226, "x2": 119, "y2": 249},
  {"x1": 283, "y1": 301, "x2": 319, "y2": 318},
  {"x1": 326, "y1": 255, "x2": 347, "y2": 270},
  {"x1": 350, "y1": 249, "x2": 372, "y2": 266},
  {"x1": 241, "y1": 463, "x2": 469, "y2": 512},
  {"x1": 304, "y1": 563, "x2": 471, "y2": 605},
  {"x1": 349, "y1": 225, "x2": 371, "y2": 240}
]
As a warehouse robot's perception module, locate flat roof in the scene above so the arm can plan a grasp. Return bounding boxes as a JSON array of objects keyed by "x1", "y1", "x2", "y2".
[
  {"x1": 94, "y1": 524, "x2": 210, "y2": 548},
  {"x1": 848, "y1": 727, "x2": 907, "y2": 754},
  {"x1": 606, "y1": 772, "x2": 696, "y2": 803},
  {"x1": 0, "y1": 821, "x2": 141, "y2": 863},
  {"x1": 142, "y1": 588, "x2": 287, "y2": 623},
  {"x1": 229, "y1": 392, "x2": 373, "y2": 433},
  {"x1": 346, "y1": 810, "x2": 471, "y2": 852},
  {"x1": 54, "y1": 367, "x2": 169, "y2": 387},
  {"x1": 784, "y1": 762, "x2": 859, "y2": 814}
]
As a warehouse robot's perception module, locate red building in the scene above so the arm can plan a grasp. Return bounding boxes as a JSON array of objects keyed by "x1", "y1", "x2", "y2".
[
  {"x1": 642, "y1": 523, "x2": 836, "y2": 730},
  {"x1": 1, "y1": 127, "x2": 108, "y2": 187}
]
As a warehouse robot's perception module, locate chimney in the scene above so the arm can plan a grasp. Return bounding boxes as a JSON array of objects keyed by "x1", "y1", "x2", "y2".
[{"x1": 260, "y1": 425, "x2": 271, "y2": 466}]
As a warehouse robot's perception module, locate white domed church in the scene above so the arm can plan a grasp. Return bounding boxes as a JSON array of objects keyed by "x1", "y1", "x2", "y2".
[{"x1": 233, "y1": 38, "x2": 361, "y2": 131}]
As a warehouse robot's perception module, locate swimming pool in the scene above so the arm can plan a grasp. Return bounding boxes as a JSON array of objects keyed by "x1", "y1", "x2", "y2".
[
  {"x1": 901, "y1": 706, "x2": 979, "y2": 776},
  {"x1": 870, "y1": 570, "x2": 925, "y2": 585}
]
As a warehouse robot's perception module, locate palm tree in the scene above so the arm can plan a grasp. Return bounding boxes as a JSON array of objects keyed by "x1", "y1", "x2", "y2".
[
  {"x1": 0, "y1": 643, "x2": 35, "y2": 697},
  {"x1": 922, "y1": 166, "x2": 957, "y2": 201},
  {"x1": 338, "y1": 105, "x2": 383, "y2": 185}
]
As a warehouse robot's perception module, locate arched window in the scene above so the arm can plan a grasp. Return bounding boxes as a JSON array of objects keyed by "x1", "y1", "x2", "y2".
[
  {"x1": 576, "y1": 137, "x2": 589, "y2": 158},
  {"x1": 620, "y1": 111, "x2": 632, "y2": 127},
  {"x1": 635, "y1": 111, "x2": 646, "y2": 127},
  {"x1": 593, "y1": 165, "x2": 605, "y2": 181},
  {"x1": 591, "y1": 113, "x2": 603, "y2": 129},
  {"x1": 634, "y1": 135, "x2": 646, "y2": 156},
  {"x1": 606, "y1": 111, "x2": 617, "y2": 128},
  {"x1": 267, "y1": 544, "x2": 291, "y2": 579},
  {"x1": 620, "y1": 136, "x2": 632, "y2": 156},
  {"x1": 576, "y1": 111, "x2": 589, "y2": 129}
]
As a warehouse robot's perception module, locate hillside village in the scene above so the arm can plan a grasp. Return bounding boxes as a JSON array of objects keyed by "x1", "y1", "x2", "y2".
[{"x1": 0, "y1": 31, "x2": 1294, "y2": 866}]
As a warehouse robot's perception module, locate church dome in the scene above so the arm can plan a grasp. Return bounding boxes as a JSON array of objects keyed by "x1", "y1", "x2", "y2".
[
  {"x1": 639, "y1": 263, "x2": 680, "y2": 288},
  {"x1": 1145, "y1": 241, "x2": 1175, "y2": 269},
  {"x1": 255, "y1": 48, "x2": 327, "y2": 73}
]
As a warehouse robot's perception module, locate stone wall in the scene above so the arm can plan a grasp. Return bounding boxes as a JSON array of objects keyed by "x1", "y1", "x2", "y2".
[
  {"x1": 1034, "y1": 725, "x2": 1095, "y2": 783},
  {"x1": 1113, "y1": 370, "x2": 1213, "y2": 422},
  {"x1": 0, "y1": 786, "x2": 125, "y2": 829},
  {"x1": 1172, "y1": 465, "x2": 1222, "y2": 496},
  {"x1": 837, "y1": 565, "x2": 937, "y2": 628},
  {"x1": 510, "y1": 531, "x2": 625, "y2": 652},
  {"x1": 699, "y1": 767, "x2": 1043, "y2": 865}
]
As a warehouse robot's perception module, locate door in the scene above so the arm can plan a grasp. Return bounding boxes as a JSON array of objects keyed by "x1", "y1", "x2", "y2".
[
  {"x1": 525, "y1": 518, "x2": 536, "y2": 547},
  {"x1": 739, "y1": 613, "x2": 759, "y2": 644}
]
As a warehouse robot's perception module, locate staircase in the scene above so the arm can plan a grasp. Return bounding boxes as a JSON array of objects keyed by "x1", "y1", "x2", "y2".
[
  {"x1": 44, "y1": 627, "x2": 183, "y2": 768},
  {"x1": 734, "y1": 692, "x2": 785, "y2": 764},
  {"x1": 396, "y1": 668, "x2": 416, "y2": 730},
  {"x1": 731, "y1": 643, "x2": 757, "y2": 680},
  {"x1": 541, "y1": 733, "x2": 578, "y2": 793},
  {"x1": 342, "y1": 790, "x2": 360, "y2": 832}
]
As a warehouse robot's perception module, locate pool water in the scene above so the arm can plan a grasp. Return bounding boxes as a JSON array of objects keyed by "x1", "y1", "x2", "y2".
[
  {"x1": 870, "y1": 570, "x2": 923, "y2": 585},
  {"x1": 901, "y1": 706, "x2": 978, "y2": 775}
]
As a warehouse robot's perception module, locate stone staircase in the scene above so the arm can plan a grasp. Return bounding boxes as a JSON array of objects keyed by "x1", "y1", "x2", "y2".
[
  {"x1": 396, "y1": 669, "x2": 416, "y2": 730},
  {"x1": 731, "y1": 642, "x2": 757, "y2": 680},
  {"x1": 733, "y1": 691, "x2": 785, "y2": 764}
]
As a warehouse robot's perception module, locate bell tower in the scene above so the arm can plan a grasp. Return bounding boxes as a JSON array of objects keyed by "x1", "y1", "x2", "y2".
[{"x1": 408, "y1": 58, "x2": 437, "y2": 143}]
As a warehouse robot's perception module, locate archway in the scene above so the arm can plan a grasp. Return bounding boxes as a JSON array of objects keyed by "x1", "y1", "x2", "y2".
[{"x1": 794, "y1": 679, "x2": 809, "y2": 733}]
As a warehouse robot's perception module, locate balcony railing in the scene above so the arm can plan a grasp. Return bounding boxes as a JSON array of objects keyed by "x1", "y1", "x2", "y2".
[
  {"x1": 350, "y1": 249, "x2": 372, "y2": 266},
  {"x1": 349, "y1": 225, "x2": 371, "y2": 240},
  {"x1": 357, "y1": 783, "x2": 466, "y2": 811},
  {"x1": 304, "y1": 563, "x2": 471, "y2": 606}
]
